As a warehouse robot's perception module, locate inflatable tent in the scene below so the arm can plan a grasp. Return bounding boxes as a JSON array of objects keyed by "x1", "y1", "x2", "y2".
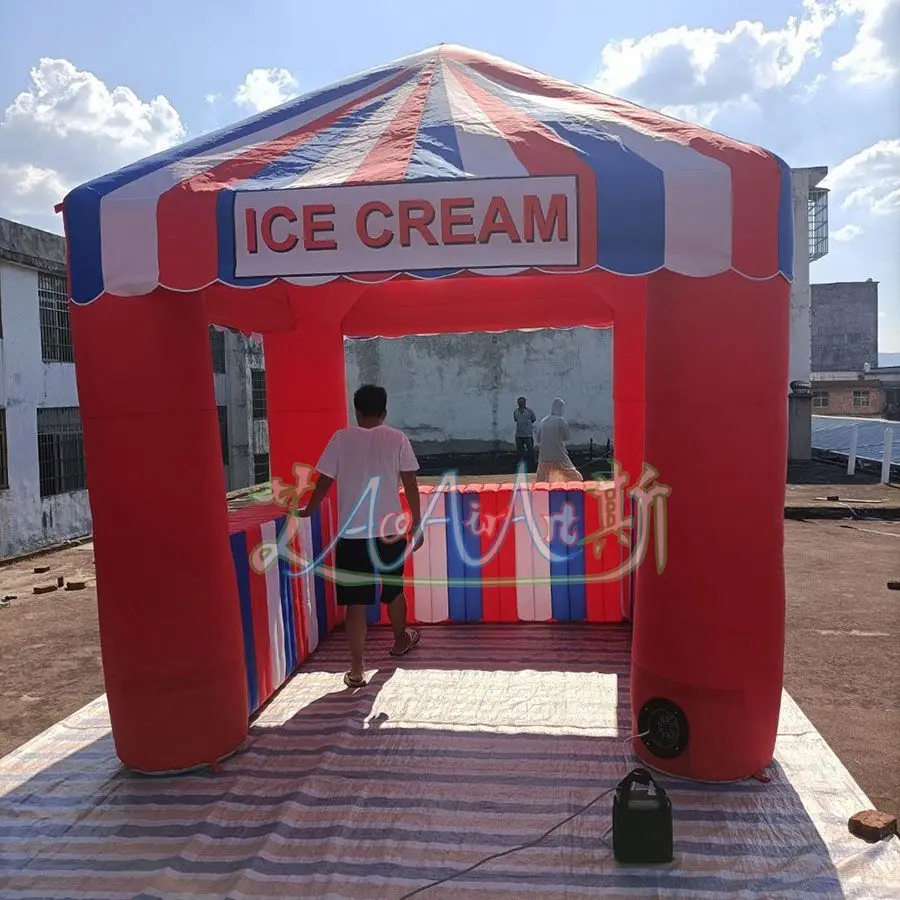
[{"x1": 61, "y1": 45, "x2": 792, "y2": 780}]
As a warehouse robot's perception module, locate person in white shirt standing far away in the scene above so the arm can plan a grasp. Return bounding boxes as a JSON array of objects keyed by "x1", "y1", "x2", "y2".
[
  {"x1": 299, "y1": 384, "x2": 423, "y2": 689},
  {"x1": 514, "y1": 396, "x2": 537, "y2": 469}
]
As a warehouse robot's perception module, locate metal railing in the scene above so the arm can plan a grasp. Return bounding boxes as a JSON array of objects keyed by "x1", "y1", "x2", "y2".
[{"x1": 812, "y1": 415, "x2": 898, "y2": 483}]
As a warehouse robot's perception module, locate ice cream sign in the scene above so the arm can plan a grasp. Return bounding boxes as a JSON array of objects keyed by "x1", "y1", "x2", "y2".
[{"x1": 232, "y1": 175, "x2": 579, "y2": 278}]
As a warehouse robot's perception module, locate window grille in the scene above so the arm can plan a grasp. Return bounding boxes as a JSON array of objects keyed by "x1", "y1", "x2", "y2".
[
  {"x1": 39, "y1": 272, "x2": 74, "y2": 363},
  {"x1": 37, "y1": 407, "x2": 86, "y2": 496},
  {"x1": 217, "y1": 406, "x2": 228, "y2": 464},
  {"x1": 210, "y1": 327, "x2": 226, "y2": 374},
  {"x1": 253, "y1": 452, "x2": 270, "y2": 485},
  {"x1": 251, "y1": 369, "x2": 267, "y2": 420},
  {"x1": 0, "y1": 409, "x2": 8, "y2": 490}
]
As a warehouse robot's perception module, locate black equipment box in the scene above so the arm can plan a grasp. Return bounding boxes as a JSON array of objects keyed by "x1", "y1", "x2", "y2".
[{"x1": 612, "y1": 767, "x2": 673, "y2": 864}]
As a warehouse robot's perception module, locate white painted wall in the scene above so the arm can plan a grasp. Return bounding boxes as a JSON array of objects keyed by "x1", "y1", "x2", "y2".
[
  {"x1": 790, "y1": 169, "x2": 814, "y2": 387},
  {"x1": 0, "y1": 261, "x2": 91, "y2": 558},
  {"x1": 787, "y1": 166, "x2": 829, "y2": 461},
  {"x1": 344, "y1": 327, "x2": 613, "y2": 453}
]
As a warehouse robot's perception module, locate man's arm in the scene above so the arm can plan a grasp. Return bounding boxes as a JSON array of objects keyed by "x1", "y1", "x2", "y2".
[
  {"x1": 400, "y1": 471, "x2": 421, "y2": 529},
  {"x1": 299, "y1": 434, "x2": 338, "y2": 517},
  {"x1": 298, "y1": 473, "x2": 334, "y2": 517},
  {"x1": 398, "y1": 433, "x2": 423, "y2": 549}
]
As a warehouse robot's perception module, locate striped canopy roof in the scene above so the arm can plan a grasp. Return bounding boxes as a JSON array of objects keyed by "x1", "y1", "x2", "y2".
[{"x1": 63, "y1": 45, "x2": 793, "y2": 305}]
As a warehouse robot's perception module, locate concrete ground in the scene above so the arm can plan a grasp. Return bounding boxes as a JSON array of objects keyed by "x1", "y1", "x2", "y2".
[
  {"x1": 783, "y1": 517, "x2": 900, "y2": 814},
  {"x1": 1, "y1": 467, "x2": 898, "y2": 817}
]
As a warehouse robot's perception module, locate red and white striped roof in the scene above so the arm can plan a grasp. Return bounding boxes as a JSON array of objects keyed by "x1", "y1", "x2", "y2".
[{"x1": 63, "y1": 45, "x2": 793, "y2": 305}]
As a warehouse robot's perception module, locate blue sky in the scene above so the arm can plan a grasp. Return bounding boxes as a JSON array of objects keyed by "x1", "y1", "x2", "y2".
[{"x1": 1, "y1": 0, "x2": 898, "y2": 350}]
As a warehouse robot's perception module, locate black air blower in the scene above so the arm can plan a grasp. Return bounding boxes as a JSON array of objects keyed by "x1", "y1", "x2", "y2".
[{"x1": 612, "y1": 767, "x2": 674, "y2": 864}]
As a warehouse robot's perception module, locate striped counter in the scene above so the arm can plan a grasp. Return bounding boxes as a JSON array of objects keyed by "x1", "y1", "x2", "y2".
[
  {"x1": 228, "y1": 501, "x2": 341, "y2": 715},
  {"x1": 396, "y1": 482, "x2": 627, "y2": 629},
  {"x1": 228, "y1": 482, "x2": 627, "y2": 715}
]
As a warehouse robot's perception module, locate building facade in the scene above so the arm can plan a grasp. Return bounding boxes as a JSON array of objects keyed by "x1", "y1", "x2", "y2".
[
  {"x1": 811, "y1": 368, "x2": 900, "y2": 420},
  {"x1": 786, "y1": 166, "x2": 830, "y2": 461},
  {"x1": 811, "y1": 280, "x2": 879, "y2": 373},
  {"x1": 0, "y1": 217, "x2": 268, "y2": 559},
  {"x1": 0, "y1": 219, "x2": 90, "y2": 559},
  {"x1": 809, "y1": 279, "x2": 899, "y2": 421}
]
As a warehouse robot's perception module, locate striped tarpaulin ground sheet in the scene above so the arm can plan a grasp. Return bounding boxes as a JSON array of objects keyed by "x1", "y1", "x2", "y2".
[{"x1": 2, "y1": 625, "x2": 899, "y2": 898}]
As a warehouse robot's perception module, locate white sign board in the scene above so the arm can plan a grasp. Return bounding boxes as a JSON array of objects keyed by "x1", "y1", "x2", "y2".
[{"x1": 231, "y1": 175, "x2": 579, "y2": 279}]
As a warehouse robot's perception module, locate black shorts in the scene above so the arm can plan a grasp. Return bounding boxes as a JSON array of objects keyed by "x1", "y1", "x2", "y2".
[{"x1": 334, "y1": 537, "x2": 408, "y2": 606}]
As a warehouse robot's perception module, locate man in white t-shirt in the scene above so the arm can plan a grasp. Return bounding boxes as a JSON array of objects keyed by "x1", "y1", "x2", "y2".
[{"x1": 299, "y1": 384, "x2": 422, "y2": 688}]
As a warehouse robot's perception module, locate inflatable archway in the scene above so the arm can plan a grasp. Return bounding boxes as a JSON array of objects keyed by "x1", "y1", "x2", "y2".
[{"x1": 62, "y1": 46, "x2": 792, "y2": 781}]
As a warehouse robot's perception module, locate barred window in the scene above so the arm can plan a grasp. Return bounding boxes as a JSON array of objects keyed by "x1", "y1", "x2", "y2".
[
  {"x1": 0, "y1": 409, "x2": 9, "y2": 490},
  {"x1": 209, "y1": 326, "x2": 226, "y2": 374},
  {"x1": 37, "y1": 407, "x2": 85, "y2": 496},
  {"x1": 852, "y1": 390, "x2": 870, "y2": 408},
  {"x1": 217, "y1": 406, "x2": 228, "y2": 464},
  {"x1": 253, "y1": 452, "x2": 270, "y2": 485},
  {"x1": 251, "y1": 369, "x2": 267, "y2": 419},
  {"x1": 39, "y1": 272, "x2": 74, "y2": 363},
  {"x1": 812, "y1": 391, "x2": 829, "y2": 409}
]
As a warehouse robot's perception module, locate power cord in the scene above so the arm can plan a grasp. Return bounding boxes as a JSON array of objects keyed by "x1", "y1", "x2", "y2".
[
  {"x1": 396, "y1": 785, "x2": 616, "y2": 899},
  {"x1": 396, "y1": 732, "x2": 649, "y2": 899}
]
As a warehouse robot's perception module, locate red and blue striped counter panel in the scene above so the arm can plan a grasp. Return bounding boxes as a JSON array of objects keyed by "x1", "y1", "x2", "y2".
[
  {"x1": 228, "y1": 501, "x2": 340, "y2": 715},
  {"x1": 227, "y1": 483, "x2": 625, "y2": 714},
  {"x1": 399, "y1": 481, "x2": 625, "y2": 626}
]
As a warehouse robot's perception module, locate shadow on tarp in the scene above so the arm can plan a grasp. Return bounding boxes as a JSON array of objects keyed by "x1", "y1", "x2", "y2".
[{"x1": 0, "y1": 624, "x2": 844, "y2": 899}]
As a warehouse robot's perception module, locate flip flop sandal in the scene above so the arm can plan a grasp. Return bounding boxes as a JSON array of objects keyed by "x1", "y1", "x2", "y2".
[
  {"x1": 343, "y1": 672, "x2": 368, "y2": 689},
  {"x1": 390, "y1": 628, "x2": 421, "y2": 658}
]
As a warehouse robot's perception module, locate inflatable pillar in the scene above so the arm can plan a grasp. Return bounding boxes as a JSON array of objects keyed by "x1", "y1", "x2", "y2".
[
  {"x1": 631, "y1": 271, "x2": 789, "y2": 781},
  {"x1": 70, "y1": 289, "x2": 248, "y2": 772},
  {"x1": 610, "y1": 292, "x2": 646, "y2": 621},
  {"x1": 265, "y1": 318, "x2": 348, "y2": 485}
]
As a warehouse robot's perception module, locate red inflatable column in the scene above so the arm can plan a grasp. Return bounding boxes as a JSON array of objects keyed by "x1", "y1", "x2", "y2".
[
  {"x1": 71, "y1": 289, "x2": 248, "y2": 772},
  {"x1": 266, "y1": 319, "x2": 348, "y2": 485},
  {"x1": 610, "y1": 287, "x2": 646, "y2": 622},
  {"x1": 631, "y1": 271, "x2": 789, "y2": 781}
]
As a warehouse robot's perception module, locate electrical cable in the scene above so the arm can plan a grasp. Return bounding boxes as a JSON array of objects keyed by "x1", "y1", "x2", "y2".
[
  {"x1": 395, "y1": 731, "x2": 649, "y2": 899},
  {"x1": 396, "y1": 786, "x2": 616, "y2": 899}
]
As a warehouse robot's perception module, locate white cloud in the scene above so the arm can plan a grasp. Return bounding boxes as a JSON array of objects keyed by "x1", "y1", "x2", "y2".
[
  {"x1": 592, "y1": 0, "x2": 837, "y2": 122},
  {"x1": 234, "y1": 67, "x2": 299, "y2": 113},
  {"x1": 824, "y1": 139, "x2": 900, "y2": 215},
  {"x1": 834, "y1": 0, "x2": 900, "y2": 83},
  {"x1": 0, "y1": 57, "x2": 185, "y2": 227},
  {"x1": 205, "y1": 92, "x2": 221, "y2": 105},
  {"x1": 794, "y1": 72, "x2": 827, "y2": 100},
  {"x1": 831, "y1": 223, "x2": 864, "y2": 241}
]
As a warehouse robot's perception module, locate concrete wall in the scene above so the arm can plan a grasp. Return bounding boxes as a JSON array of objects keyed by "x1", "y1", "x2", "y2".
[
  {"x1": 789, "y1": 168, "x2": 820, "y2": 387},
  {"x1": 786, "y1": 166, "x2": 829, "y2": 462},
  {"x1": 811, "y1": 281, "x2": 879, "y2": 373},
  {"x1": 0, "y1": 217, "x2": 66, "y2": 272},
  {"x1": 0, "y1": 260, "x2": 91, "y2": 558},
  {"x1": 344, "y1": 327, "x2": 613, "y2": 454}
]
